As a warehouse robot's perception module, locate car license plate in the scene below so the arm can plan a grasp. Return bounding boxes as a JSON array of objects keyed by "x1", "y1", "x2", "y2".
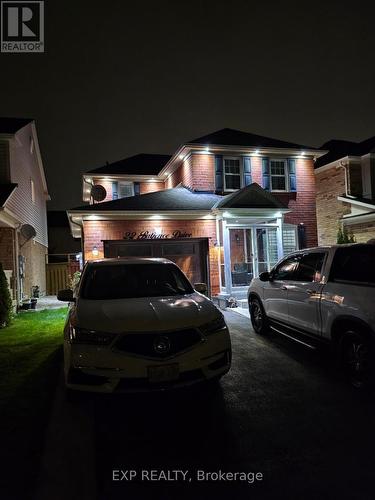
[{"x1": 148, "y1": 364, "x2": 179, "y2": 383}]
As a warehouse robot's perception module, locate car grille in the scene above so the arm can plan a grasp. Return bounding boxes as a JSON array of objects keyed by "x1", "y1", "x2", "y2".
[{"x1": 114, "y1": 328, "x2": 203, "y2": 358}]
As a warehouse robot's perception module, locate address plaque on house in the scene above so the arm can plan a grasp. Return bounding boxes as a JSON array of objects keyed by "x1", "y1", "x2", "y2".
[{"x1": 123, "y1": 230, "x2": 193, "y2": 240}]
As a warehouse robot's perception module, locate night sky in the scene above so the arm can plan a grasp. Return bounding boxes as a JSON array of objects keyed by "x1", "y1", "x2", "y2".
[{"x1": 1, "y1": 0, "x2": 374, "y2": 209}]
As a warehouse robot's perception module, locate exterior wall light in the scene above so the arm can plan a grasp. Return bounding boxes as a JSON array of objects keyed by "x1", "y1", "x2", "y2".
[
  {"x1": 92, "y1": 246, "x2": 99, "y2": 257},
  {"x1": 205, "y1": 146, "x2": 210, "y2": 153}
]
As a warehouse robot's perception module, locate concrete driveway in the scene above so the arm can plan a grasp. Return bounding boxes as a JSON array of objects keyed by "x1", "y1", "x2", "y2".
[{"x1": 38, "y1": 310, "x2": 375, "y2": 500}]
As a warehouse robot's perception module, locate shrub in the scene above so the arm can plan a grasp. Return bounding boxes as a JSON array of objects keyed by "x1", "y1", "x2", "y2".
[
  {"x1": 0, "y1": 263, "x2": 12, "y2": 328},
  {"x1": 337, "y1": 226, "x2": 356, "y2": 244}
]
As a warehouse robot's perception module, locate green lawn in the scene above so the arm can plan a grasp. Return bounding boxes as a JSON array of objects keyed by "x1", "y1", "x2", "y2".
[{"x1": 0, "y1": 307, "x2": 68, "y2": 499}]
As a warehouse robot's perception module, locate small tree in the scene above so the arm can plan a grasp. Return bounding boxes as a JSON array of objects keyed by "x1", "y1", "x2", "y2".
[
  {"x1": 0, "y1": 263, "x2": 12, "y2": 328},
  {"x1": 337, "y1": 225, "x2": 356, "y2": 244}
]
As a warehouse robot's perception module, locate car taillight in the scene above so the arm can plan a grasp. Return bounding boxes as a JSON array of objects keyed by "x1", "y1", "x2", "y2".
[{"x1": 69, "y1": 326, "x2": 115, "y2": 345}]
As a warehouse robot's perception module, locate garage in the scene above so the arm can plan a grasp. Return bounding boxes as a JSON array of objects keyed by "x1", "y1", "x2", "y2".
[{"x1": 103, "y1": 238, "x2": 210, "y2": 292}]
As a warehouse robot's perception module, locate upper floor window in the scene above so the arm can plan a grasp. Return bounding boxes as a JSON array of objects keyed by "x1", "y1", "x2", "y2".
[
  {"x1": 224, "y1": 157, "x2": 241, "y2": 191},
  {"x1": 112, "y1": 181, "x2": 134, "y2": 200},
  {"x1": 270, "y1": 159, "x2": 287, "y2": 191}
]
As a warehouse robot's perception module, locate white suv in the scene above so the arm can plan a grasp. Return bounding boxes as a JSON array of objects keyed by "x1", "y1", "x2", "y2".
[
  {"x1": 248, "y1": 244, "x2": 375, "y2": 386},
  {"x1": 58, "y1": 258, "x2": 231, "y2": 393}
]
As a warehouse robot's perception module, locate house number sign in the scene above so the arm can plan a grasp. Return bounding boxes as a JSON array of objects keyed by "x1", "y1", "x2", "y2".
[{"x1": 123, "y1": 230, "x2": 192, "y2": 240}]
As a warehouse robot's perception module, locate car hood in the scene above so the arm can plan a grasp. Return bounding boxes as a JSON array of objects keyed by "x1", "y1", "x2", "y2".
[{"x1": 74, "y1": 293, "x2": 220, "y2": 333}]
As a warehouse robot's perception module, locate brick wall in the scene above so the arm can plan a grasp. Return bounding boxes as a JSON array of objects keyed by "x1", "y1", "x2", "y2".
[
  {"x1": 165, "y1": 154, "x2": 215, "y2": 191},
  {"x1": 83, "y1": 219, "x2": 220, "y2": 295},
  {"x1": 277, "y1": 158, "x2": 317, "y2": 248},
  {"x1": 140, "y1": 181, "x2": 164, "y2": 194},
  {"x1": 315, "y1": 166, "x2": 350, "y2": 245},
  {"x1": 345, "y1": 221, "x2": 375, "y2": 243},
  {"x1": 0, "y1": 228, "x2": 16, "y2": 299}
]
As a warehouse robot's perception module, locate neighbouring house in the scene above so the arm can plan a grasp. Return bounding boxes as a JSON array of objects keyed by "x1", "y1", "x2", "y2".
[
  {"x1": 0, "y1": 118, "x2": 49, "y2": 304},
  {"x1": 67, "y1": 128, "x2": 327, "y2": 301},
  {"x1": 46, "y1": 211, "x2": 81, "y2": 295},
  {"x1": 315, "y1": 137, "x2": 375, "y2": 245}
]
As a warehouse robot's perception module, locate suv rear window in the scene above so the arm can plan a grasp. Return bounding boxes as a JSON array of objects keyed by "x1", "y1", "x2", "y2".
[{"x1": 329, "y1": 245, "x2": 375, "y2": 286}]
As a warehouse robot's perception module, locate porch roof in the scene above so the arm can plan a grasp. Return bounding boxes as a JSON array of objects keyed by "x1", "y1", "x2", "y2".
[{"x1": 214, "y1": 183, "x2": 287, "y2": 210}]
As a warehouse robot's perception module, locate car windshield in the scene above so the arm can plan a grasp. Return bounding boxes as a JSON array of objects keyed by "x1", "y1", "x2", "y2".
[{"x1": 80, "y1": 263, "x2": 194, "y2": 300}]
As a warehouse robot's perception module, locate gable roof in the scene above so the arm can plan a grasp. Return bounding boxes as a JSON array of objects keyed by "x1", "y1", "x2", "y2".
[
  {"x1": 87, "y1": 153, "x2": 172, "y2": 176},
  {"x1": 70, "y1": 187, "x2": 222, "y2": 212},
  {"x1": 315, "y1": 137, "x2": 375, "y2": 168},
  {"x1": 0, "y1": 183, "x2": 18, "y2": 207},
  {"x1": 214, "y1": 183, "x2": 287, "y2": 210},
  {"x1": 0, "y1": 117, "x2": 33, "y2": 134},
  {"x1": 187, "y1": 128, "x2": 318, "y2": 151}
]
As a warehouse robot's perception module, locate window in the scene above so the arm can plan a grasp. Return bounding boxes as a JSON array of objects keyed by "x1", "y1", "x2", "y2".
[
  {"x1": 30, "y1": 179, "x2": 35, "y2": 203},
  {"x1": 282, "y1": 225, "x2": 298, "y2": 255},
  {"x1": 224, "y1": 158, "x2": 241, "y2": 190},
  {"x1": 272, "y1": 255, "x2": 299, "y2": 281},
  {"x1": 270, "y1": 159, "x2": 287, "y2": 191},
  {"x1": 81, "y1": 263, "x2": 194, "y2": 300},
  {"x1": 118, "y1": 182, "x2": 134, "y2": 198},
  {"x1": 329, "y1": 246, "x2": 375, "y2": 285},
  {"x1": 294, "y1": 252, "x2": 326, "y2": 282}
]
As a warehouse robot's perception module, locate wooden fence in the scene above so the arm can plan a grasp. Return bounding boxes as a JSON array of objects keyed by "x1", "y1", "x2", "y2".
[{"x1": 46, "y1": 261, "x2": 80, "y2": 295}]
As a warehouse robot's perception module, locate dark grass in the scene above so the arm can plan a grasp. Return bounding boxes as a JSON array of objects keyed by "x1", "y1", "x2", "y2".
[{"x1": 0, "y1": 308, "x2": 67, "y2": 500}]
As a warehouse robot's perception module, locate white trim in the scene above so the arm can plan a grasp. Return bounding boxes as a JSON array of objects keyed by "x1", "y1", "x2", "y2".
[
  {"x1": 314, "y1": 156, "x2": 361, "y2": 174},
  {"x1": 337, "y1": 196, "x2": 375, "y2": 211},
  {"x1": 341, "y1": 212, "x2": 375, "y2": 225},
  {"x1": 30, "y1": 122, "x2": 50, "y2": 199}
]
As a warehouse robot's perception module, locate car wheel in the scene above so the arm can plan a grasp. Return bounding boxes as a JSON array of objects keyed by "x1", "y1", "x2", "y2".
[
  {"x1": 339, "y1": 330, "x2": 371, "y2": 389},
  {"x1": 249, "y1": 297, "x2": 268, "y2": 335}
]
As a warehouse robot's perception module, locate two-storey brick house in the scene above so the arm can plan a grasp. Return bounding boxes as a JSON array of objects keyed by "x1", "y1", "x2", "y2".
[
  {"x1": 67, "y1": 128, "x2": 326, "y2": 299},
  {"x1": 315, "y1": 137, "x2": 375, "y2": 245},
  {"x1": 0, "y1": 118, "x2": 49, "y2": 303}
]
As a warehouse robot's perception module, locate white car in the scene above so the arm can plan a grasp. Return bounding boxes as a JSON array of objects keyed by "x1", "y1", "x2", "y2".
[
  {"x1": 248, "y1": 243, "x2": 375, "y2": 386},
  {"x1": 57, "y1": 258, "x2": 231, "y2": 393}
]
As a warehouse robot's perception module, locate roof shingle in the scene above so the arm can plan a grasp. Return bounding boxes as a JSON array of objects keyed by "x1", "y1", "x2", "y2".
[
  {"x1": 87, "y1": 153, "x2": 172, "y2": 176},
  {"x1": 188, "y1": 128, "x2": 318, "y2": 151}
]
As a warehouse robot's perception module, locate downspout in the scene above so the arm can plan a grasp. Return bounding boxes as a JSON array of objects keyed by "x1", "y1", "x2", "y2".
[
  {"x1": 69, "y1": 216, "x2": 85, "y2": 264},
  {"x1": 337, "y1": 160, "x2": 355, "y2": 198}
]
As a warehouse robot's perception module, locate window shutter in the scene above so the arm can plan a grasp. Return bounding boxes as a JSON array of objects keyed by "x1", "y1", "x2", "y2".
[
  {"x1": 215, "y1": 155, "x2": 223, "y2": 192},
  {"x1": 112, "y1": 181, "x2": 118, "y2": 200},
  {"x1": 262, "y1": 158, "x2": 270, "y2": 190},
  {"x1": 288, "y1": 159, "x2": 297, "y2": 192},
  {"x1": 243, "y1": 157, "x2": 252, "y2": 186},
  {"x1": 134, "y1": 182, "x2": 140, "y2": 195}
]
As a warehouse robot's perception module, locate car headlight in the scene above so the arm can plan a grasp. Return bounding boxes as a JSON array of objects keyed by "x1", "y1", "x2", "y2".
[
  {"x1": 69, "y1": 326, "x2": 115, "y2": 345},
  {"x1": 200, "y1": 315, "x2": 227, "y2": 336}
]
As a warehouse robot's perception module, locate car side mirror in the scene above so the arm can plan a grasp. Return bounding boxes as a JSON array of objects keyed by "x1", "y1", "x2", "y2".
[
  {"x1": 259, "y1": 271, "x2": 271, "y2": 282},
  {"x1": 194, "y1": 283, "x2": 207, "y2": 294},
  {"x1": 57, "y1": 289, "x2": 75, "y2": 302}
]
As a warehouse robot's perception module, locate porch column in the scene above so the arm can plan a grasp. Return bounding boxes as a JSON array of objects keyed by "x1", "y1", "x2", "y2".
[
  {"x1": 222, "y1": 219, "x2": 232, "y2": 296},
  {"x1": 276, "y1": 216, "x2": 284, "y2": 260}
]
